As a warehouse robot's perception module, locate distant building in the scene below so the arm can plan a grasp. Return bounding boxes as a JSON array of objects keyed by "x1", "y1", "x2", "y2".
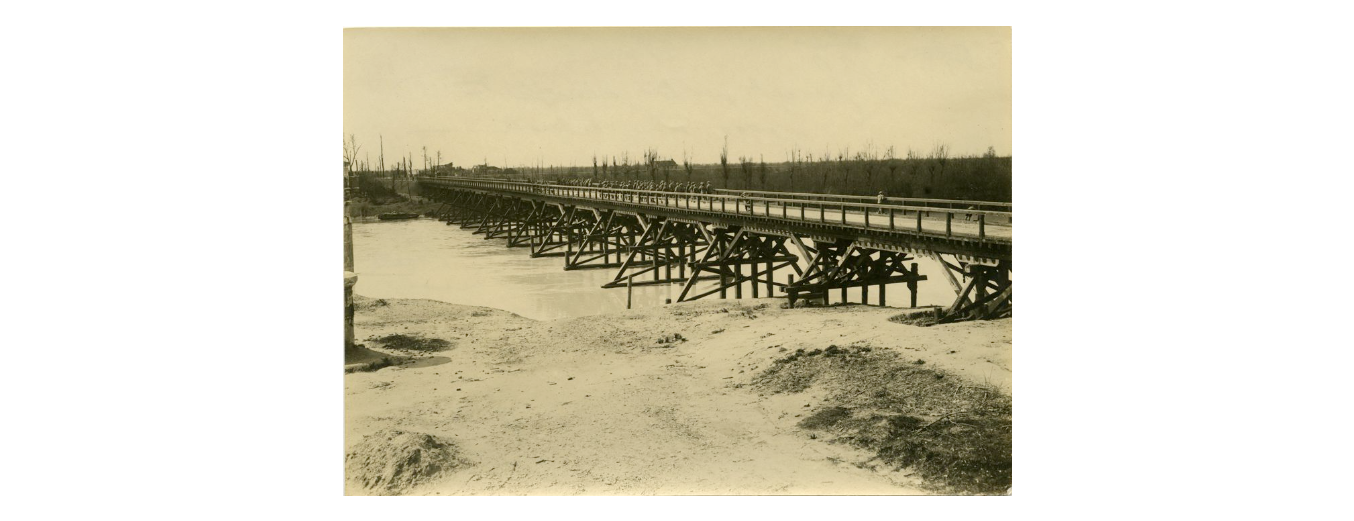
[
  {"x1": 472, "y1": 164, "x2": 502, "y2": 174},
  {"x1": 427, "y1": 162, "x2": 456, "y2": 177},
  {"x1": 655, "y1": 159, "x2": 678, "y2": 168}
]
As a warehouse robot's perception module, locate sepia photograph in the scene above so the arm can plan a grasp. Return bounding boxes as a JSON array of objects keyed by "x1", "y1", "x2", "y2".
[{"x1": 342, "y1": 26, "x2": 1011, "y2": 495}]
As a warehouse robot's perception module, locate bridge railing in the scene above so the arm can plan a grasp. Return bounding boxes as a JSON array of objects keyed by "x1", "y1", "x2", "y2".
[
  {"x1": 421, "y1": 178, "x2": 1011, "y2": 241},
  {"x1": 711, "y1": 188, "x2": 1012, "y2": 214}
]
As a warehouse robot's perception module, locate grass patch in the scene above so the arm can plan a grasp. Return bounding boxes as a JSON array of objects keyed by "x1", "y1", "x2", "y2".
[
  {"x1": 374, "y1": 334, "x2": 451, "y2": 352},
  {"x1": 655, "y1": 332, "x2": 686, "y2": 345},
  {"x1": 798, "y1": 406, "x2": 853, "y2": 430},
  {"x1": 755, "y1": 346, "x2": 1010, "y2": 494},
  {"x1": 889, "y1": 307, "x2": 943, "y2": 327}
]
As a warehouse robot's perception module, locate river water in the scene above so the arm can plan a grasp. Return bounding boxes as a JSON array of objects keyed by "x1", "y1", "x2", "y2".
[{"x1": 352, "y1": 218, "x2": 972, "y2": 320}]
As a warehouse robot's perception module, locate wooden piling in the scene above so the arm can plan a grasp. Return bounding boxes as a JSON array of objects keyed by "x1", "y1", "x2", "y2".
[
  {"x1": 908, "y1": 262, "x2": 919, "y2": 308},
  {"x1": 627, "y1": 275, "x2": 633, "y2": 309},
  {"x1": 678, "y1": 243, "x2": 686, "y2": 278},
  {"x1": 765, "y1": 260, "x2": 773, "y2": 296},
  {"x1": 735, "y1": 264, "x2": 743, "y2": 299}
]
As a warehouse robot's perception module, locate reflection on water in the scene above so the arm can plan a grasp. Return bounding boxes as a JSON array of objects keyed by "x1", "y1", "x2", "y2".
[{"x1": 352, "y1": 219, "x2": 967, "y2": 320}]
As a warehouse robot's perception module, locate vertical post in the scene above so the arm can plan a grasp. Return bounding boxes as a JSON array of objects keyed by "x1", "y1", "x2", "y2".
[
  {"x1": 862, "y1": 283, "x2": 869, "y2": 305},
  {"x1": 735, "y1": 264, "x2": 743, "y2": 299},
  {"x1": 908, "y1": 262, "x2": 919, "y2": 308},
  {"x1": 765, "y1": 260, "x2": 773, "y2": 296},
  {"x1": 627, "y1": 275, "x2": 633, "y2": 310},
  {"x1": 840, "y1": 286, "x2": 847, "y2": 304},
  {"x1": 889, "y1": 208, "x2": 895, "y2": 230},
  {"x1": 946, "y1": 212, "x2": 952, "y2": 237},
  {"x1": 752, "y1": 264, "x2": 760, "y2": 298},
  {"x1": 977, "y1": 267, "x2": 990, "y2": 301},
  {"x1": 879, "y1": 282, "x2": 886, "y2": 307},
  {"x1": 916, "y1": 210, "x2": 923, "y2": 232},
  {"x1": 678, "y1": 243, "x2": 686, "y2": 278},
  {"x1": 979, "y1": 214, "x2": 986, "y2": 240}
]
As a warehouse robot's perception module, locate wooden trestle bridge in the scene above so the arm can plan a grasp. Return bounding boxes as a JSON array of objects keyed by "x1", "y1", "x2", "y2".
[{"x1": 419, "y1": 178, "x2": 1012, "y2": 321}]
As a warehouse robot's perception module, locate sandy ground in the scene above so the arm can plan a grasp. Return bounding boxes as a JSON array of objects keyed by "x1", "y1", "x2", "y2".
[{"x1": 345, "y1": 295, "x2": 1011, "y2": 495}]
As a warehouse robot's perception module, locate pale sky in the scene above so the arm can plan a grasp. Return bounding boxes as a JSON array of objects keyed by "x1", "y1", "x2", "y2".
[{"x1": 344, "y1": 27, "x2": 1011, "y2": 169}]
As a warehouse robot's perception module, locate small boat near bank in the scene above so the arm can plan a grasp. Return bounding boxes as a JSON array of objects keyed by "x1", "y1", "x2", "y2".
[{"x1": 377, "y1": 213, "x2": 421, "y2": 221}]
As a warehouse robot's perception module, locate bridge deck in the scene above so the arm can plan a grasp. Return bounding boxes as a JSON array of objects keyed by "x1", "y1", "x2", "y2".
[{"x1": 420, "y1": 178, "x2": 1012, "y2": 260}]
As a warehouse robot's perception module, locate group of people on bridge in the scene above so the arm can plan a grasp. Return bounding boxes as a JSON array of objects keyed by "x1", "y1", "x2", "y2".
[{"x1": 533, "y1": 178, "x2": 716, "y2": 194}]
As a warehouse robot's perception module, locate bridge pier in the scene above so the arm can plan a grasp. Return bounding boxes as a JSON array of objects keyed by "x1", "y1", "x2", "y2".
[
  {"x1": 603, "y1": 218, "x2": 709, "y2": 288},
  {"x1": 933, "y1": 254, "x2": 1011, "y2": 322},
  {"x1": 675, "y1": 228, "x2": 803, "y2": 303},
  {"x1": 786, "y1": 239, "x2": 926, "y2": 309}
]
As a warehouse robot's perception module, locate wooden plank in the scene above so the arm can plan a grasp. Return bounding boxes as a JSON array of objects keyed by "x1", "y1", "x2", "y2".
[{"x1": 946, "y1": 275, "x2": 980, "y2": 315}]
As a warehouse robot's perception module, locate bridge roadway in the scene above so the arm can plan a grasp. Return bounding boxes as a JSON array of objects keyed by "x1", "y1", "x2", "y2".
[{"x1": 419, "y1": 177, "x2": 1011, "y2": 262}]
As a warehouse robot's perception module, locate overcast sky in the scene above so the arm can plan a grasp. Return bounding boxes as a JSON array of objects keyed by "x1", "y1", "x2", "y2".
[{"x1": 344, "y1": 27, "x2": 1010, "y2": 169}]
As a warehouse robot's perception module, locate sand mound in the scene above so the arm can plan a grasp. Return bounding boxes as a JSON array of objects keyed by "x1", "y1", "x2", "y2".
[
  {"x1": 345, "y1": 430, "x2": 469, "y2": 495},
  {"x1": 753, "y1": 346, "x2": 1011, "y2": 494}
]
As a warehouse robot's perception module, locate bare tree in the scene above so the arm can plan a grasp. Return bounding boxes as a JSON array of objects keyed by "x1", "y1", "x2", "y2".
[
  {"x1": 645, "y1": 148, "x2": 658, "y2": 183},
  {"x1": 343, "y1": 134, "x2": 361, "y2": 168},
  {"x1": 739, "y1": 156, "x2": 752, "y2": 189},
  {"x1": 863, "y1": 143, "x2": 878, "y2": 191},
  {"x1": 821, "y1": 147, "x2": 831, "y2": 191},
  {"x1": 682, "y1": 150, "x2": 694, "y2": 184},
  {"x1": 886, "y1": 146, "x2": 899, "y2": 192},
  {"x1": 757, "y1": 154, "x2": 767, "y2": 189},
  {"x1": 836, "y1": 149, "x2": 849, "y2": 193},
  {"x1": 719, "y1": 136, "x2": 730, "y2": 188}
]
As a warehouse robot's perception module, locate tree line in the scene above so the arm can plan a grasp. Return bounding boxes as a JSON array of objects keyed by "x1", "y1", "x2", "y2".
[{"x1": 344, "y1": 134, "x2": 1012, "y2": 202}]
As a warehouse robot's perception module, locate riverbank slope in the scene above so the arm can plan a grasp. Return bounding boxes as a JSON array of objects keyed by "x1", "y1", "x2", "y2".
[{"x1": 344, "y1": 295, "x2": 1011, "y2": 495}]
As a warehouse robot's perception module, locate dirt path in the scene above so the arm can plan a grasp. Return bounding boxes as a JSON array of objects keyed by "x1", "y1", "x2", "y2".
[{"x1": 345, "y1": 296, "x2": 1011, "y2": 495}]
